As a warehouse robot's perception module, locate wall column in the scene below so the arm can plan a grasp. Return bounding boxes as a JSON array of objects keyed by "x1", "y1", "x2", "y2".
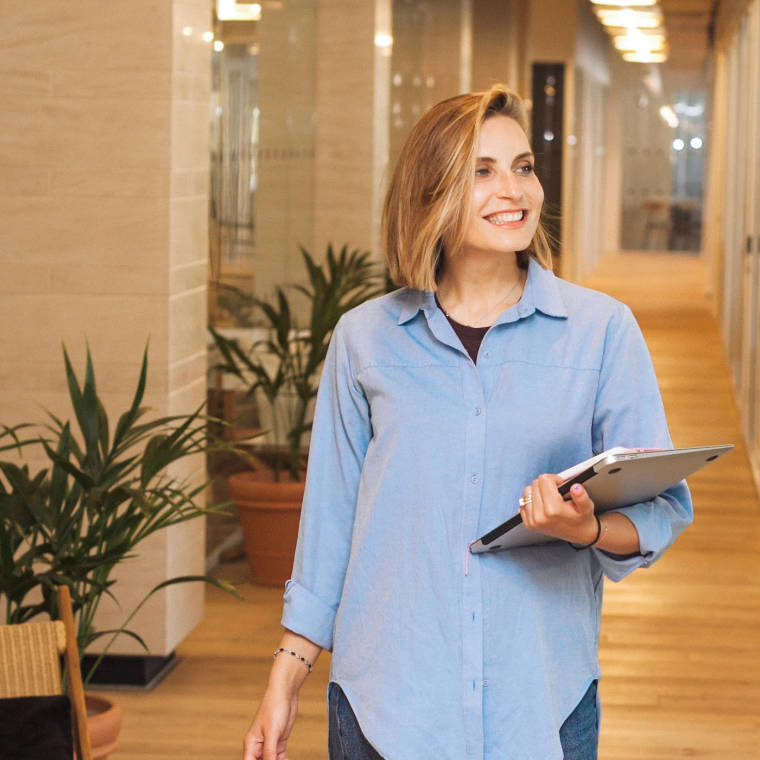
[{"x1": 0, "y1": 0, "x2": 211, "y2": 657}]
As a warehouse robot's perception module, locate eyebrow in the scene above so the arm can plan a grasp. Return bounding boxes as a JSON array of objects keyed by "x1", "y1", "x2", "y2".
[{"x1": 476, "y1": 151, "x2": 535, "y2": 163}]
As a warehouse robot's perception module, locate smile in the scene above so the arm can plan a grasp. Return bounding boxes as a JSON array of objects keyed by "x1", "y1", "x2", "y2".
[{"x1": 485, "y1": 210, "x2": 526, "y2": 225}]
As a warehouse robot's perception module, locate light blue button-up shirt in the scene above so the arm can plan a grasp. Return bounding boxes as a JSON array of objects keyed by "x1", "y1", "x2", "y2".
[{"x1": 282, "y1": 257, "x2": 693, "y2": 759}]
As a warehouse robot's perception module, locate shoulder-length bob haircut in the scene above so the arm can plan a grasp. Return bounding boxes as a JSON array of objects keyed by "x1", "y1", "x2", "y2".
[{"x1": 382, "y1": 84, "x2": 553, "y2": 291}]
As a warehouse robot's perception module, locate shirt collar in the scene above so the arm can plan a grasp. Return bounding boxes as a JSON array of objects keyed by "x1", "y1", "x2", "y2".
[
  {"x1": 397, "y1": 288, "x2": 437, "y2": 325},
  {"x1": 518, "y1": 256, "x2": 568, "y2": 320},
  {"x1": 396, "y1": 256, "x2": 568, "y2": 326}
]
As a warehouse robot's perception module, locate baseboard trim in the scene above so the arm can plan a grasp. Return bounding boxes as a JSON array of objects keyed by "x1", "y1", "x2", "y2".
[{"x1": 81, "y1": 652, "x2": 178, "y2": 690}]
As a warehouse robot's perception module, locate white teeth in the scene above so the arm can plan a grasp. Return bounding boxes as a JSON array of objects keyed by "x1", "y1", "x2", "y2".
[{"x1": 486, "y1": 210, "x2": 524, "y2": 224}]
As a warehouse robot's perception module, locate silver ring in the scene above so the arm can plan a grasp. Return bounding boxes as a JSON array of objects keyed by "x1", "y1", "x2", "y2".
[{"x1": 519, "y1": 495, "x2": 532, "y2": 507}]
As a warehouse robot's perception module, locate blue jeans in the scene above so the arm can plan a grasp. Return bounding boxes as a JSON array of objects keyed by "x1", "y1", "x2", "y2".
[
  {"x1": 328, "y1": 683, "x2": 384, "y2": 760},
  {"x1": 327, "y1": 681, "x2": 599, "y2": 760},
  {"x1": 558, "y1": 680, "x2": 599, "y2": 760}
]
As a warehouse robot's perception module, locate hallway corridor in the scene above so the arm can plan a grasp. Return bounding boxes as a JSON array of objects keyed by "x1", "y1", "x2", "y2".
[
  {"x1": 107, "y1": 252, "x2": 760, "y2": 760},
  {"x1": 588, "y1": 252, "x2": 760, "y2": 758}
]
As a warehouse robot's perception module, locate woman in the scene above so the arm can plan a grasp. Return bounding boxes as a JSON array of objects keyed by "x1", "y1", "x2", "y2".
[{"x1": 243, "y1": 85, "x2": 693, "y2": 760}]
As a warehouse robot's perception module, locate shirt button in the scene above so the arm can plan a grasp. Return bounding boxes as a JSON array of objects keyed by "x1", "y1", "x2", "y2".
[
  {"x1": 471, "y1": 474, "x2": 479, "y2": 484},
  {"x1": 482, "y1": 351, "x2": 490, "y2": 358},
  {"x1": 474, "y1": 407, "x2": 482, "y2": 416}
]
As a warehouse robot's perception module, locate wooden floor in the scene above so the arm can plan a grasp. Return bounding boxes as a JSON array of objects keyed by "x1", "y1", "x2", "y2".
[{"x1": 104, "y1": 252, "x2": 760, "y2": 759}]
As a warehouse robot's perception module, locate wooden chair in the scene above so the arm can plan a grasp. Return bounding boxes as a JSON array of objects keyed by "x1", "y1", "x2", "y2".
[{"x1": 0, "y1": 586, "x2": 93, "y2": 760}]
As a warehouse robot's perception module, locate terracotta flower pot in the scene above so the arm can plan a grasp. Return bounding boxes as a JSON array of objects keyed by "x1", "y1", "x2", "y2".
[
  {"x1": 85, "y1": 693, "x2": 122, "y2": 760},
  {"x1": 228, "y1": 470, "x2": 305, "y2": 587}
]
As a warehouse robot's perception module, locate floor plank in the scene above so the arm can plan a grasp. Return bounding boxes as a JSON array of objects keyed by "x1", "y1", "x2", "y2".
[{"x1": 104, "y1": 252, "x2": 760, "y2": 759}]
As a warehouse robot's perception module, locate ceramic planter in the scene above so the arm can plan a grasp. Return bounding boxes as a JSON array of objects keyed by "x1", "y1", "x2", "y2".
[
  {"x1": 228, "y1": 470, "x2": 304, "y2": 587},
  {"x1": 85, "y1": 693, "x2": 122, "y2": 760}
]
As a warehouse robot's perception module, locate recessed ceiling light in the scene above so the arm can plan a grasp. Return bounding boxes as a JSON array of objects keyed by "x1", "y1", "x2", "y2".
[
  {"x1": 623, "y1": 51, "x2": 668, "y2": 62},
  {"x1": 613, "y1": 32, "x2": 666, "y2": 53},
  {"x1": 217, "y1": 1, "x2": 262, "y2": 21},
  {"x1": 591, "y1": 0, "x2": 656, "y2": 5},
  {"x1": 595, "y1": 8, "x2": 662, "y2": 28}
]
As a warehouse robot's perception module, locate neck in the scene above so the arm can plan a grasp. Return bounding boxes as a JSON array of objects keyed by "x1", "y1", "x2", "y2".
[{"x1": 437, "y1": 251, "x2": 525, "y2": 328}]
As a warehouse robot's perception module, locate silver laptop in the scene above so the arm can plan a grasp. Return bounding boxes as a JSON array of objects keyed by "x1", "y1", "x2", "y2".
[{"x1": 470, "y1": 444, "x2": 734, "y2": 553}]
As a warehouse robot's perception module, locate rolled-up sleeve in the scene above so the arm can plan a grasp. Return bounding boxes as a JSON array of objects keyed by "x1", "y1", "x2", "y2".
[
  {"x1": 590, "y1": 304, "x2": 694, "y2": 581},
  {"x1": 281, "y1": 318, "x2": 371, "y2": 650}
]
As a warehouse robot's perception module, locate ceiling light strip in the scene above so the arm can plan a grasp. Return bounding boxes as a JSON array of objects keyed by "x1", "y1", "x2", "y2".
[{"x1": 590, "y1": 1, "x2": 668, "y2": 63}]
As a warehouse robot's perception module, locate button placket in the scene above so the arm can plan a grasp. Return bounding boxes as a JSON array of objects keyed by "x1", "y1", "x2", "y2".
[{"x1": 461, "y1": 362, "x2": 486, "y2": 758}]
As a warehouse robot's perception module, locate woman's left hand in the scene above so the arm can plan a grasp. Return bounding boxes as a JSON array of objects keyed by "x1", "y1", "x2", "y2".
[{"x1": 520, "y1": 474, "x2": 598, "y2": 546}]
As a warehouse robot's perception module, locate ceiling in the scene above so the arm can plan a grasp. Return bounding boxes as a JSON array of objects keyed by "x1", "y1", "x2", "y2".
[{"x1": 660, "y1": 0, "x2": 717, "y2": 70}]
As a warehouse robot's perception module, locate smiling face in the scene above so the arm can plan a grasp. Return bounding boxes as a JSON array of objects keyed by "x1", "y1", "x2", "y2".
[{"x1": 460, "y1": 115, "x2": 544, "y2": 258}]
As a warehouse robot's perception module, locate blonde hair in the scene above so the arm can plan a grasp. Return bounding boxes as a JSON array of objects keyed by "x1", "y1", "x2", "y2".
[{"x1": 382, "y1": 84, "x2": 553, "y2": 291}]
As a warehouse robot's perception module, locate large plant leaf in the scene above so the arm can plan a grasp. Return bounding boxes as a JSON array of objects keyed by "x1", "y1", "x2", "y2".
[
  {"x1": 0, "y1": 424, "x2": 37, "y2": 455},
  {"x1": 97, "y1": 398, "x2": 110, "y2": 461},
  {"x1": 40, "y1": 438, "x2": 95, "y2": 490},
  {"x1": 111, "y1": 344, "x2": 149, "y2": 455},
  {"x1": 62, "y1": 345, "x2": 102, "y2": 475}
]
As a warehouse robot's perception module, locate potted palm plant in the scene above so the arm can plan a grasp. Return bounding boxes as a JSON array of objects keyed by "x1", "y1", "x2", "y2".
[
  {"x1": 0, "y1": 345, "x2": 238, "y2": 759},
  {"x1": 210, "y1": 243, "x2": 385, "y2": 586}
]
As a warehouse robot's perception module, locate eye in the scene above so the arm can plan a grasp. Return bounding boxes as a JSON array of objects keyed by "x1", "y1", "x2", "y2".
[
  {"x1": 475, "y1": 166, "x2": 491, "y2": 177},
  {"x1": 516, "y1": 163, "x2": 535, "y2": 175}
]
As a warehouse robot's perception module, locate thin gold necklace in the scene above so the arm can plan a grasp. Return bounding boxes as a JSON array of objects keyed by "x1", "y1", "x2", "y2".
[{"x1": 439, "y1": 273, "x2": 525, "y2": 326}]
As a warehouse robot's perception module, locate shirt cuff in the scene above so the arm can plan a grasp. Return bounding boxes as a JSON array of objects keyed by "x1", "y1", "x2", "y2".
[
  {"x1": 281, "y1": 579, "x2": 338, "y2": 651},
  {"x1": 592, "y1": 497, "x2": 680, "y2": 581},
  {"x1": 592, "y1": 547, "x2": 652, "y2": 582}
]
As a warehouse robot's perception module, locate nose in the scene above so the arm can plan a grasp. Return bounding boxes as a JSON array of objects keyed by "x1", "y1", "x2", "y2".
[{"x1": 496, "y1": 170, "x2": 523, "y2": 200}]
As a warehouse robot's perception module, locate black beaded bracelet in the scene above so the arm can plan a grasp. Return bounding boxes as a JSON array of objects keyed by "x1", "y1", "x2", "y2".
[
  {"x1": 273, "y1": 647, "x2": 313, "y2": 673},
  {"x1": 570, "y1": 514, "x2": 602, "y2": 551}
]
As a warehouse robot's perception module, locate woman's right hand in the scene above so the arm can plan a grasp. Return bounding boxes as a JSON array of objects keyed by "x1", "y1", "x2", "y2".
[
  {"x1": 243, "y1": 686, "x2": 299, "y2": 760},
  {"x1": 243, "y1": 632, "x2": 322, "y2": 760}
]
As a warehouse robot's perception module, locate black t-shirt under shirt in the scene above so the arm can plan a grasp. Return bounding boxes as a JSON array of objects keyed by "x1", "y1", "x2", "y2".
[{"x1": 436, "y1": 298, "x2": 490, "y2": 363}]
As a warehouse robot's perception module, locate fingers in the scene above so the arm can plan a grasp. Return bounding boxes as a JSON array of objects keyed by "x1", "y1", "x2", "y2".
[
  {"x1": 243, "y1": 730, "x2": 286, "y2": 760},
  {"x1": 519, "y1": 481, "x2": 543, "y2": 531},
  {"x1": 567, "y1": 482, "x2": 594, "y2": 516},
  {"x1": 243, "y1": 715, "x2": 287, "y2": 760},
  {"x1": 262, "y1": 735, "x2": 285, "y2": 760},
  {"x1": 521, "y1": 474, "x2": 557, "y2": 527},
  {"x1": 534, "y1": 474, "x2": 556, "y2": 514},
  {"x1": 519, "y1": 474, "x2": 597, "y2": 543},
  {"x1": 242, "y1": 732, "x2": 262, "y2": 760}
]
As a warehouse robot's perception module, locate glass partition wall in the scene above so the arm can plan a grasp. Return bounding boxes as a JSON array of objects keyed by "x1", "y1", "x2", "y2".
[
  {"x1": 205, "y1": 1, "x2": 319, "y2": 556},
  {"x1": 208, "y1": 2, "x2": 317, "y2": 329},
  {"x1": 209, "y1": 25, "x2": 260, "y2": 327},
  {"x1": 618, "y1": 64, "x2": 706, "y2": 253}
]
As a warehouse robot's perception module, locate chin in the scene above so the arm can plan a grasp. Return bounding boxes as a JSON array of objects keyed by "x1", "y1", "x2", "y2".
[{"x1": 489, "y1": 234, "x2": 535, "y2": 253}]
